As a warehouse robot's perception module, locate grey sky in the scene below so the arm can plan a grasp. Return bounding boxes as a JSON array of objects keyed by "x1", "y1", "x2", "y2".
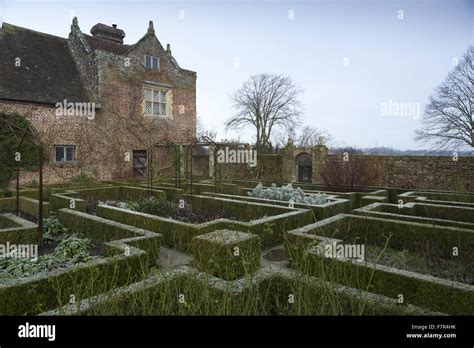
[{"x1": 1, "y1": 0, "x2": 472, "y2": 149}]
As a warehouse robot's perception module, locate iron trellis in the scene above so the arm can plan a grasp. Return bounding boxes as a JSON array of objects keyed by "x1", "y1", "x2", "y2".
[
  {"x1": 146, "y1": 138, "x2": 181, "y2": 194},
  {"x1": 0, "y1": 115, "x2": 44, "y2": 245}
]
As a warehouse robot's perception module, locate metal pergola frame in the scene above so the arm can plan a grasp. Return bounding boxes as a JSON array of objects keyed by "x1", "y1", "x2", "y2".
[
  {"x1": 145, "y1": 136, "x2": 251, "y2": 196},
  {"x1": 146, "y1": 138, "x2": 181, "y2": 193},
  {"x1": 187, "y1": 135, "x2": 221, "y2": 195},
  {"x1": 0, "y1": 116, "x2": 44, "y2": 245}
]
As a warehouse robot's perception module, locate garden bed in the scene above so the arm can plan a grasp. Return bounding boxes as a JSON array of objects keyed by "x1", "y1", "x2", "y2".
[
  {"x1": 40, "y1": 266, "x2": 439, "y2": 316},
  {"x1": 118, "y1": 197, "x2": 236, "y2": 224},
  {"x1": 0, "y1": 213, "x2": 37, "y2": 245},
  {"x1": 354, "y1": 202, "x2": 474, "y2": 228},
  {"x1": 201, "y1": 191, "x2": 351, "y2": 220},
  {"x1": 0, "y1": 209, "x2": 163, "y2": 315},
  {"x1": 96, "y1": 194, "x2": 314, "y2": 250},
  {"x1": 397, "y1": 191, "x2": 474, "y2": 208},
  {"x1": 285, "y1": 214, "x2": 474, "y2": 314}
]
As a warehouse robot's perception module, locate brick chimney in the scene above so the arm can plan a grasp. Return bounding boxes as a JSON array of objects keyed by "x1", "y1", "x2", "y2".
[{"x1": 90, "y1": 23, "x2": 125, "y2": 43}]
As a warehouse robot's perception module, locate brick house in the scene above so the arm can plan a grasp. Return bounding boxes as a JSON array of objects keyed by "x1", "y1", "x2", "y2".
[{"x1": 0, "y1": 18, "x2": 196, "y2": 184}]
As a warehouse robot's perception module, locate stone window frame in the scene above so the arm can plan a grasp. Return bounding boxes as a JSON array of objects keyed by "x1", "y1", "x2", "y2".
[
  {"x1": 53, "y1": 145, "x2": 76, "y2": 164},
  {"x1": 144, "y1": 54, "x2": 160, "y2": 70},
  {"x1": 142, "y1": 81, "x2": 173, "y2": 119}
]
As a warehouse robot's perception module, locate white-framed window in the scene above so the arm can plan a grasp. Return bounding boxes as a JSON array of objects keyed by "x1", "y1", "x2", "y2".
[
  {"x1": 144, "y1": 54, "x2": 159, "y2": 70},
  {"x1": 54, "y1": 145, "x2": 76, "y2": 163},
  {"x1": 144, "y1": 87, "x2": 167, "y2": 116}
]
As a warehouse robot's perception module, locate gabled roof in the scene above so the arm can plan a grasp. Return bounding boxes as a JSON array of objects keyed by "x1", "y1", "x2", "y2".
[{"x1": 0, "y1": 23, "x2": 89, "y2": 105}]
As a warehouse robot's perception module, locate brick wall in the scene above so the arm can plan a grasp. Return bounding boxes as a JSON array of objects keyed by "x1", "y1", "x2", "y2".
[
  {"x1": 1, "y1": 22, "x2": 196, "y2": 185},
  {"x1": 312, "y1": 153, "x2": 474, "y2": 192}
]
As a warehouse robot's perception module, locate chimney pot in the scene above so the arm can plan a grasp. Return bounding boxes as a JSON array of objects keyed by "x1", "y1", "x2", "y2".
[{"x1": 90, "y1": 23, "x2": 125, "y2": 44}]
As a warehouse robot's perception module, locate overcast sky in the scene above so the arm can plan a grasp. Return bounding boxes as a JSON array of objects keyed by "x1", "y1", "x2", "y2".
[{"x1": 1, "y1": 0, "x2": 472, "y2": 150}]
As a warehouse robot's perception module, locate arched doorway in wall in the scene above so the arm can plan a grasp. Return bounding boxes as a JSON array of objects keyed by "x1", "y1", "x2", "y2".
[{"x1": 295, "y1": 153, "x2": 312, "y2": 182}]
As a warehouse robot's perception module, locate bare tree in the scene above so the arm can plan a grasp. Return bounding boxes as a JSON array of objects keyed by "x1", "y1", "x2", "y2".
[
  {"x1": 271, "y1": 128, "x2": 296, "y2": 149},
  {"x1": 415, "y1": 46, "x2": 473, "y2": 149},
  {"x1": 226, "y1": 74, "x2": 302, "y2": 151},
  {"x1": 296, "y1": 126, "x2": 333, "y2": 148},
  {"x1": 196, "y1": 113, "x2": 217, "y2": 141}
]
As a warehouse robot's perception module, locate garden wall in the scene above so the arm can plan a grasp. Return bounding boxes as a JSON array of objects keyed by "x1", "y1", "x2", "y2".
[{"x1": 317, "y1": 154, "x2": 474, "y2": 192}]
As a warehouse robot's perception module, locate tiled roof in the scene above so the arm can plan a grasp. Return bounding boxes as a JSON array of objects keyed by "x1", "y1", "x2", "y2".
[
  {"x1": 0, "y1": 23, "x2": 89, "y2": 104},
  {"x1": 84, "y1": 34, "x2": 131, "y2": 55}
]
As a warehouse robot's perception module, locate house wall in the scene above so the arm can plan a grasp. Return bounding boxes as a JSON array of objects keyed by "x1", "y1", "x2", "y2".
[{"x1": 1, "y1": 26, "x2": 196, "y2": 185}]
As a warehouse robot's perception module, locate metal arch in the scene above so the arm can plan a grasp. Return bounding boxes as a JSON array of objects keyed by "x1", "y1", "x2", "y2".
[
  {"x1": 145, "y1": 135, "x2": 253, "y2": 196},
  {"x1": 0, "y1": 115, "x2": 44, "y2": 245},
  {"x1": 146, "y1": 138, "x2": 180, "y2": 194},
  {"x1": 187, "y1": 135, "x2": 222, "y2": 195}
]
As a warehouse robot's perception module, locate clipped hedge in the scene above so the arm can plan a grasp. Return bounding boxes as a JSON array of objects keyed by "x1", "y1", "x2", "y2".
[
  {"x1": 300, "y1": 247, "x2": 474, "y2": 315},
  {"x1": 353, "y1": 202, "x2": 474, "y2": 230},
  {"x1": 96, "y1": 196, "x2": 313, "y2": 250},
  {"x1": 0, "y1": 209, "x2": 163, "y2": 315},
  {"x1": 191, "y1": 230, "x2": 261, "y2": 280},
  {"x1": 397, "y1": 191, "x2": 474, "y2": 208},
  {"x1": 359, "y1": 195, "x2": 388, "y2": 207},
  {"x1": 41, "y1": 266, "x2": 440, "y2": 316},
  {"x1": 0, "y1": 214, "x2": 37, "y2": 245},
  {"x1": 0, "y1": 196, "x2": 49, "y2": 219},
  {"x1": 201, "y1": 192, "x2": 351, "y2": 220},
  {"x1": 50, "y1": 192, "x2": 87, "y2": 212},
  {"x1": 139, "y1": 184, "x2": 185, "y2": 201},
  {"x1": 284, "y1": 214, "x2": 474, "y2": 315}
]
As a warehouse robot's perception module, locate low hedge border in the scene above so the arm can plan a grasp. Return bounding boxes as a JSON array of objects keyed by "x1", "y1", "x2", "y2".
[
  {"x1": 0, "y1": 197, "x2": 49, "y2": 220},
  {"x1": 300, "y1": 246, "x2": 474, "y2": 315},
  {"x1": 50, "y1": 192, "x2": 87, "y2": 212},
  {"x1": 0, "y1": 213, "x2": 37, "y2": 245},
  {"x1": 138, "y1": 184, "x2": 185, "y2": 201},
  {"x1": 397, "y1": 191, "x2": 474, "y2": 208},
  {"x1": 287, "y1": 213, "x2": 474, "y2": 263},
  {"x1": 0, "y1": 209, "x2": 163, "y2": 315},
  {"x1": 191, "y1": 230, "x2": 261, "y2": 280},
  {"x1": 75, "y1": 186, "x2": 165, "y2": 201},
  {"x1": 96, "y1": 195, "x2": 314, "y2": 250},
  {"x1": 359, "y1": 195, "x2": 388, "y2": 207},
  {"x1": 40, "y1": 266, "x2": 441, "y2": 316},
  {"x1": 284, "y1": 214, "x2": 474, "y2": 315},
  {"x1": 201, "y1": 191, "x2": 351, "y2": 219},
  {"x1": 50, "y1": 186, "x2": 166, "y2": 212},
  {"x1": 240, "y1": 184, "x2": 388, "y2": 210},
  {"x1": 353, "y1": 203, "x2": 474, "y2": 229}
]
